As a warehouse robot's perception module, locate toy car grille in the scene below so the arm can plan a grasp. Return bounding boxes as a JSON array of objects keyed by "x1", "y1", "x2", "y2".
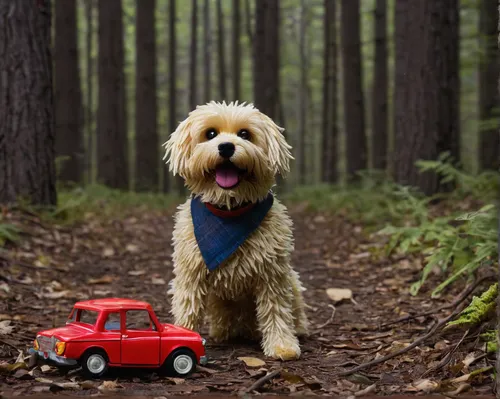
[{"x1": 38, "y1": 336, "x2": 55, "y2": 352}]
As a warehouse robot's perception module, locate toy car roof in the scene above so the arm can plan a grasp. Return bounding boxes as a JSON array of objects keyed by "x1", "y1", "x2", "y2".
[{"x1": 73, "y1": 298, "x2": 154, "y2": 311}]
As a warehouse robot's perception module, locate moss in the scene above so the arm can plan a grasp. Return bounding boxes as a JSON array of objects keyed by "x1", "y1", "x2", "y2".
[
  {"x1": 480, "y1": 330, "x2": 498, "y2": 353},
  {"x1": 446, "y1": 283, "x2": 497, "y2": 329}
]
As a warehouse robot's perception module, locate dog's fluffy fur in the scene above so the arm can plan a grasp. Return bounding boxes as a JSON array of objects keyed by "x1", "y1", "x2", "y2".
[{"x1": 163, "y1": 101, "x2": 308, "y2": 360}]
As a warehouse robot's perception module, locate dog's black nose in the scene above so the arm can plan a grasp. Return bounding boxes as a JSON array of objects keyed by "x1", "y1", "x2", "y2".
[{"x1": 218, "y1": 142, "x2": 235, "y2": 158}]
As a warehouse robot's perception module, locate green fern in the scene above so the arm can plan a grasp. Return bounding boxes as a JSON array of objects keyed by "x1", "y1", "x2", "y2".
[{"x1": 0, "y1": 223, "x2": 21, "y2": 247}]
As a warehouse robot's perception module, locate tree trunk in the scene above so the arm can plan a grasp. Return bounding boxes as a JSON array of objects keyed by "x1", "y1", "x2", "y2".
[
  {"x1": 232, "y1": 0, "x2": 241, "y2": 101},
  {"x1": 216, "y1": 0, "x2": 227, "y2": 101},
  {"x1": 85, "y1": 0, "x2": 94, "y2": 184},
  {"x1": 0, "y1": 0, "x2": 57, "y2": 206},
  {"x1": 135, "y1": 0, "x2": 158, "y2": 192},
  {"x1": 54, "y1": 0, "x2": 83, "y2": 187},
  {"x1": 478, "y1": 0, "x2": 500, "y2": 171},
  {"x1": 371, "y1": 0, "x2": 388, "y2": 171},
  {"x1": 340, "y1": 0, "x2": 366, "y2": 181},
  {"x1": 165, "y1": 0, "x2": 175, "y2": 193},
  {"x1": 188, "y1": 0, "x2": 198, "y2": 110},
  {"x1": 253, "y1": 0, "x2": 279, "y2": 119},
  {"x1": 393, "y1": 0, "x2": 460, "y2": 195},
  {"x1": 321, "y1": 0, "x2": 337, "y2": 183},
  {"x1": 97, "y1": 0, "x2": 129, "y2": 190},
  {"x1": 203, "y1": 0, "x2": 211, "y2": 103},
  {"x1": 297, "y1": 0, "x2": 307, "y2": 185}
]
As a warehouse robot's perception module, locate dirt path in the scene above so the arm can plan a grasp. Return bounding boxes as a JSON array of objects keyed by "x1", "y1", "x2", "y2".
[{"x1": 0, "y1": 205, "x2": 495, "y2": 396}]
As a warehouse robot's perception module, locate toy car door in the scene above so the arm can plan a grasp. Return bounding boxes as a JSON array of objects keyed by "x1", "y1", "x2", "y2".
[{"x1": 120, "y1": 309, "x2": 160, "y2": 365}]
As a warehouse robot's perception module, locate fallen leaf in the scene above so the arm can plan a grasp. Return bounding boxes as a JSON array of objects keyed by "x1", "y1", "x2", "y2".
[
  {"x1": 88, "y1": 275, "x2": 114, "y2": 284},
  {"x1": 449, "y1": 366, "x2": 493, "y2": 384},
  {"x1": 151, "y1": 275, "x2": 166, "y2": 285},
  {"x1": 408, "y1": 379, "x2": 439, "y2": 393},
  {"x1": 128, "y1": 269, "x2": 146, "y2": 276},
  {"x1": 32, "y1": 386, "x2": 50, "y2": 393},
  {"x1": 94, "y1": 289, "x2": 112, "y2": 296},
  {"x1": 445, "y1": 383, "x2": 471, "y2": 395},
  {"x1": 332, "y1": 342, "x2": 363, "y2": 350},
  {"x1": 347, "y1": 373, "x2": 374, "y2": 385},
  {"x1": 102, "y1": 248, "x2": 115, "y2": 257},
  {"x1": 0, "y1": 282, "x2": 10, "y2": 293},
  {"x1": 51, "y1": 382, "x2": 81, "y2": 390},
  {"x1": 326, "y1": 288, "x2": 352, "y2": 302},
  {"x1": 18, "y1": 276, "x2": 34, "y2": 285},
  {"x1": 237, "y1": 356, "x2": 266, "y2": 368},
  {"x1": 35, "y1": 377, "x2": 54, "y2": 384},
  {"x1": 126, "y1": 244, "x2": 140, "y2": 253},
  {"x1": 40, "y1": 365, "x2": 53, "y2": 373},
  {"x1": 80, "y1": 380, "x2": 97, "y2": 389},
  {"x1": 13, "y1": 369, "x2": 31, "y2": 380},
  {"x1": 167, "y1": 377, "x2": 185, "y2": 385},
  {"x1": 98, "y1": 380, "x2": 122, "y2": 392},
  {"x1": 354, "y1": 383, "x2": 377, "y2": 396},
  {"x1": 40, "y1": 290, "x2": 69, "y2": 299},
  {"x1": 0, "y1": 320, "x2": 14, "y2": 335},
  {"x1": 245, "y1": 368, "x2": 267, "y2": 378}
]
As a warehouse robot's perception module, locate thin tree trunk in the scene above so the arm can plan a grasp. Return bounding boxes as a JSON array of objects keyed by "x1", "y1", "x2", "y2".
[
  {"x1": 85, "y1": 0, "x2": 94, "y2": 184},
  {"x1": 216, "y1": 0, "x2": 227, "y2": 100},
  {"x1": 203, "y1": 0, "x2": 211, "y2": 103},
  {"x1": 232, "y1": 0, "x2": 241, "y2": 101},
  {"x1": 189, "y1": 0, "x2": 198, "y2": 110},
  {"x1": 393, "y1": 0, "x2": 460, "y2": 195},
  {"x1": 97, "y1": 0, "x2": 129, "y2": 190},
  {"x1": 321, "y1": 0, "x2": 337, "y2": 183},
  {"x1": 478, "y1": 0, "x2": 500, "y2": 171},
  {"x1": 341, "y1": 0, "x2": 366, "y2": 181},
  {"x1": 0, "y1": 0, "x2": 57, "y2": 206},
  {"x1": 135, "y1": 0, "x2": 158, "y2": 192},
  {"x1": 244, "y1": 0, "x2": 254, "y2": 82},
  {"x1": 54, "y1": 0, "x2": 83, "y2": 186},
  {"x1": 253, "y1": 0, "x2": 279, "y2": 118},
  {"x1": 371, "y1": 0, "x2": 388, "y2": 171},
  {"x1": 297, "y1": 0, "x2": 307, "y2": 185}
]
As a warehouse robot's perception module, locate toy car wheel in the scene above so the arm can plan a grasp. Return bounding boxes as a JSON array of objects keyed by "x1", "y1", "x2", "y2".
[
  {"x1": 164, "y1": 348, "x2": 197, "y2": 377},
  {"x1": 82, "y1": 350, "x2": 109, "y2": 378}
]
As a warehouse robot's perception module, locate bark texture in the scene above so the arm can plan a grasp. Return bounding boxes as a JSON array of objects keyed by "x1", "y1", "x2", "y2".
[
  {"x1": 478, "y1": 0, "x2": 500, "y2": 171},
  {"x1": 216, "y1": 0, "x2": 227, "y2": 100},
  {"x1": 203, "y1": 0, "x2": 211, "y2": 103},
  {"x1": 297, "y1": 0, "x2": 307, "y2": 185},
  {"x1": 0, "y1": 0, "x2": 57, "y2": 206},
  {"x1": 135, "y1": 0, "x2": 158, "y2": 192},
  {"x1": 393, "y1": 0, "x2": 460, "y2": 195},
  {"x1": 321, "y1": 0, "x2": 337, "y2": 183},
  {"x1": 253, "y1": 0, "x2": 279, "y2": 119},
  {"x1": 232, "y1": 0, "x2": 241, "y2": 101},
  {"x1": 340, "y1": 0, "x2": 367, "y2": 180},
  {"x1": 97, "y1": 0, "x2": 129, "y2": 189},
  {"x1": 372, "y1": 0, "x2": 388, "y2": 171},
  {"x1": 189, "y1": 0, "x2": 198, "y2": 110},
  {"x1": 54, "y1": 0, "x2": 83, "y2": 186}
]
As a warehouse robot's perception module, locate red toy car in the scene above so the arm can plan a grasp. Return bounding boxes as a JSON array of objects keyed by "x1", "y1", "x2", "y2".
[{"x1": 29, "y1": 298, "x2": 207, "y2": 378}]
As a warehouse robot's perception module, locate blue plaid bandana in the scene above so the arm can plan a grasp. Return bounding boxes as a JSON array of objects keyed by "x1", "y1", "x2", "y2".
[{"x1": 191, "y1": 193, "x2": 274, "y2": 271}]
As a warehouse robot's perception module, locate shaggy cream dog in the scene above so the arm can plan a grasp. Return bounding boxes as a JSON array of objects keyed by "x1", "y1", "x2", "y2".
[{"x1": 162, "y1": 101, "x2": 308, "y2": 360}]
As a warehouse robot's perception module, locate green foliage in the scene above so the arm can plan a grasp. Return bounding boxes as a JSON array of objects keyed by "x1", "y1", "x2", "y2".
[
  {"x1": 44, "y1": 184, "x2": 182, "y2": 224},
  {"x1": 446, "y1": 283, "x2": 497, "y2": 329},
  {"x1": 0, "y1": 223, "x2": 20, "y2": 247},
  {"x1": 479, "y1": 330, "x2": 498, "y2": 353}
]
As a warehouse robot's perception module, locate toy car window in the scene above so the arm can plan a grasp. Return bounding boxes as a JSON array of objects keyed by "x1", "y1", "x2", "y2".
[
  {"x1": 67, "y1": 308, "x2": 77, "y2": 322},
  {"x1": 125, "y1": 310, "x2": 156, "y2": 331},
  {"x1": 104, "y1": 312, "x2": 121, "y2": 331},
  {"x1": 78, "y1": 310, "x2": 98, "y2": 326}
]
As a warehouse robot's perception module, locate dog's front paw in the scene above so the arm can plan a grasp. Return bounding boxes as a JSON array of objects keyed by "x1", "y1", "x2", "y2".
[{"x1": 263, "y1": 338, "x2": 301, "y2": 361}]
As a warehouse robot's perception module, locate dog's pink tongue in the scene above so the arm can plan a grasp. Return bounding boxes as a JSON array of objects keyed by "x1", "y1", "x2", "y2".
[{"x1": 215, "y1": 166, "x2": 239, "y2": 188}]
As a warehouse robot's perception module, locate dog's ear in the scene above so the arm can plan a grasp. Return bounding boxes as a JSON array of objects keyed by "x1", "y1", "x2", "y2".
[
  {"x1": 162, "y1": 117, "x2": 194, "y2": 178},
  {"x1": 261, "y1": 114, "x2": 293, "y2": 176}
]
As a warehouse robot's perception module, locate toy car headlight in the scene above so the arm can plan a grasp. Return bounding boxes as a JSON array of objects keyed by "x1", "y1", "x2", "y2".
[
  {"x1": 55, "y1": 340, "x2": 66, "y2": 355},
  {"x1": 33, "y1": 337, "x2": 39, "y2": 351},
  {"x1": 201, "y1": 338, "x2": 206, "y2": 346}
]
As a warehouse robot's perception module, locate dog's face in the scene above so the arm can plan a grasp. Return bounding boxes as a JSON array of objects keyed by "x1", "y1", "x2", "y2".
[{"x1": 163, "y1": 102, "x2": 292, "y2": 207}]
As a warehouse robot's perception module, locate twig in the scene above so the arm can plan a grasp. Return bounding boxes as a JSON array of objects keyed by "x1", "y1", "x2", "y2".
[
  {"x1": 335, "y1": 305, "x2": 464, "y2": 377},
  {"x1": 381, "y1": 274, "x2": 496, "y2": 328},
  {"x1": 240, "y1": 369, "x2": 281, "y2": 394},
  {"x1": 316, "y1": 305, "x2": 336, "y2": 329},
  {"x1": 420, "y1": 329, "x2": 469, "y2": 378}
]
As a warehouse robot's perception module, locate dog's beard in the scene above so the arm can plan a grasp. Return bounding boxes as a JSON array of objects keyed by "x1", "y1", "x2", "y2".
[{"x1": 183, "y1": 140, "x2": 275, "y2": 209}]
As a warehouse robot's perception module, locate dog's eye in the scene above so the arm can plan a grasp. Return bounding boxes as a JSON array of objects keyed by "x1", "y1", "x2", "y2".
[
  {"x1": 205, "y1": 128, "x2": 218, "y2": 140},
  {"x1": 237, "y1": 129, "x2": 251, "y2": 140}
]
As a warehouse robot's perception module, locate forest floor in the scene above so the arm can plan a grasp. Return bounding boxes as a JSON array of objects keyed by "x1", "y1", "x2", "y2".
[{"x1": 0, "y1": 200, "x2": 496, "y2": 397}]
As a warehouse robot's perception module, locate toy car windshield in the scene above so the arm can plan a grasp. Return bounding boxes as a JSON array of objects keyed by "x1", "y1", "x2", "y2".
[{"x1": 66, "y1": 307, "x2": 99, "y2": 328}]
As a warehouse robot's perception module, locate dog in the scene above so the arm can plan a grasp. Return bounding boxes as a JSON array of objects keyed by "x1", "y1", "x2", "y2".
[{"x1": 162, "y1": 101, "x2": 308, "y2": 360}]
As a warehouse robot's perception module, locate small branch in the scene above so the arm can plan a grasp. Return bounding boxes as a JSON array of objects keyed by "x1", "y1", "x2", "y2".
[
  {"x1": 316, "y1": 304, "x2": 336, "y2": 329},
  {"x1": 240, "y1": 369, "x2": 281, "y2": 394},
  {"x1": 336, "y1": 306, "x2": 464, "y2": 377},
  {"x1": 381, "y1": 274, "x2": 496, "y2": 328}
]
